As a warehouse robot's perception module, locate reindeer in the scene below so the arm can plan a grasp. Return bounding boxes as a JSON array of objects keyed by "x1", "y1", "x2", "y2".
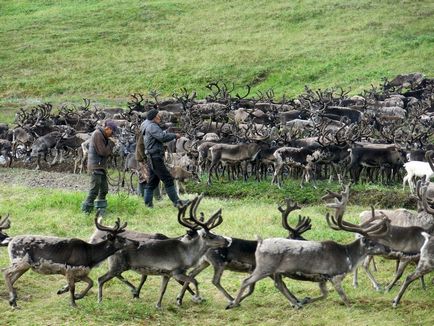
[
  {"x1": 3, "y1": 218, "x2": 136, "y2": 308},
  {"x1": 226, "y1": 185, "x2": 390, "y2": 309},
  {"x1": 97, "y1": 195, "x2": 231, "y2": 308},
  {"x1": 347, "y1": 145, "x2": 406, "y2": 183},
  {"x1": 208, "y1": 141, "x2": 269, "y2": 185},
  {"x1": 0, "y1": 139, "x2": 13, "y2": 167},
  {"x1": 392, "y1": 231, "x2": 434, "y2": 307},
  {"x1": 271, "y1": 146, "x2": 320, "y2": 188},
  {"x1": 30, "y1": 131, "x2": 63, "y2": 170},
  {"x1": 0, "y1": 214, "x2": 11, "y2": 246},
  {"x1": 176, "y1": 198, "x2": 312, "y2": 305},
  {"x1": 353, "y1": 179, "x2": 434, "y2": 292}
]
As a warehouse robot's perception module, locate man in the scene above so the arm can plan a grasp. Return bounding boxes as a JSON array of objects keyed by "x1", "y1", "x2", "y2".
[
  {"x1": 140, "y1": 109, "x2": 188, "y2": 208},
  {"x1": 81, "y1": 120, "x2": 117, "y2": 214}
]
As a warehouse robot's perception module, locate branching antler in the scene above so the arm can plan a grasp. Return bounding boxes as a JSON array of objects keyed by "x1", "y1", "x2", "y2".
[
  {"x1": 278, "y1": 198, "x2": 301, "y2": 235},
  {"x1": 188, "y1": 194, "x2": 223, "y2": 231},
  {"x1": 94, "y1": 217, "x2": 127, "y2": 234},
  {"x1": 323, "y1": 184, "x2": 389, "y2": 237}
]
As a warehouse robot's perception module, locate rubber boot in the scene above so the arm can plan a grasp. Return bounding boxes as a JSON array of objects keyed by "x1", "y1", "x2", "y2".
[
  {"x1": 81, "y1": 202, "x2": 94, "y2": 214},
  {"x1": 166, "y1": 185, "x2": 189, "y2": 207},
  {"x1": 144, "y1": 188, "x2": 154, "y2": 208},
  {"x1": 94, "y1": 199, "x2": 108, "y2": 217}
]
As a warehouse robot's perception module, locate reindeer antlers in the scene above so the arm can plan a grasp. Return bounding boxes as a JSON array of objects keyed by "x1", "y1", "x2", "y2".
[
  {"x1": 323, "y1": 184, "x2": 389, "y2": 237},
  {"x1": 176, "y1": 194, "x2": 223, "y2": 231},
  {"x1": 278, "y1": 198, "x2": 301, "y2": 232},
  {"x1": 94, "y1": 217, "x2": 127, "y2": 234}
]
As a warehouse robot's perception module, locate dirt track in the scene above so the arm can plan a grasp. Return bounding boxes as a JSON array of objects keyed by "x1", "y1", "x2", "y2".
[{"x1": 0, "y1": 164, "x2": 124, "y2": 192}]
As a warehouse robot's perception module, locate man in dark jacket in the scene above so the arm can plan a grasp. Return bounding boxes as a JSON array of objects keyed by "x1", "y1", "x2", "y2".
[
  {"x1": 140, "y1": 109, "x2": 188, "y2": 208},
  {"x1": 81, "y1": 120, "x2": 117, "y2": 214}
]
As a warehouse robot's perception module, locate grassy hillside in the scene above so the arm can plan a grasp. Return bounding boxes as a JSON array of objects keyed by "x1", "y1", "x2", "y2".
[{"x1": 1, "y1": 0, "x2": 433, "y2": 107}]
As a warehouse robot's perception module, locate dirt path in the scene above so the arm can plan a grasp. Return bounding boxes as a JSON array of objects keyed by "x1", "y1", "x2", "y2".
[{"x1": 0, "y1": 166, "x2": 125, "y2": 192}]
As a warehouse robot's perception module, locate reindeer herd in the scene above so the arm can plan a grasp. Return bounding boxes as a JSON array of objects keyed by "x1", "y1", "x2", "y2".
[
  {"x1": 1, "y1": 73, "x2": 434, "y2": 311},
  {"x1": 2, "y1": 182, "x2": 434, "y2": 310},
  {"x1": 0, "y1": 73, "x2": 433, "y2": 192}
]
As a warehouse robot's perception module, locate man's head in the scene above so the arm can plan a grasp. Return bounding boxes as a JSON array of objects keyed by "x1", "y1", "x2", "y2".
[
  {"x1": 147, "y1": 109, "x2": 160, "y2": 123},
  {"x1": 104, "y1": 120, "x2": 117, "y2": 137}
]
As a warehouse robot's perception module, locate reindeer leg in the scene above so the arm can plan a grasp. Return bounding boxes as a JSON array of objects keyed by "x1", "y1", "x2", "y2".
[
  {"x1": 175, "y1": 273, "x2": 200, "y2": 306},
  {"x1": 176, "y1": 261, "x2": 209, "y2": 305},
  {"x1": 353, "y1": 267, "x2": 359, "y2": 288},
  {"x1": 385, "y1": 259, "x2": 411, "y2": 292},
  {"x1": 273, "y1": 274, "x2": 302, "y2": 309},
  {"x1": 133, "y1": 274, "x2": 147, "y2": 298},
  {"x1": 301, "y1": 281, "x2": 329, "y2": 304},
  {"x1": 330, "y1": 275, "x2": 351, "y2": 307},
  {"x1": 393, "y1": 266, "x2": 432, "y2": 308},
  {"x1": 66, "y1": 273, "x2": 77, "y2": 307},
  {"x1": 74, "y1": 276, "x2": 93, "y2": 300},
  {"x1": 226, "y1": 270, "x2": 269, "y2": 309},
  {"x1": 97, "y1": 269, "x2": 122, "y2": 303},
  {"x1": 3, "y1": 260, "x2": 30, "y2": 308},
  {"x1": 51, "y1": 149, "x2": 59, "y2": 166},
  {"x1": 156, "y1": 276, "x2": 171, "y2": 309},
  {"x1": 210, "y1": 262, "x2": 234, "y2": 302},
  {"x1": 358, "y1": 256, "x2": 382, "y2": 291}
]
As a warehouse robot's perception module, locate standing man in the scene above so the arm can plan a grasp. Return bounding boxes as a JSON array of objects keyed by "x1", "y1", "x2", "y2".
[
  {"x1": 140, "y1": 109, "x2": 188, "y2": 208},
  {"x1": 81, "y1": 120, "x2": 117, "y2": 215}
]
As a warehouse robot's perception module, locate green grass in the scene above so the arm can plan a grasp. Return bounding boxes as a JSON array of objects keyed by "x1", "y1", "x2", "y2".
[
  {"x1": 1, "y1": 183, "x2": 433, "y2": 325},
  {"x1": 1, "y1": 0, "x2": 433, "y2": 120}
]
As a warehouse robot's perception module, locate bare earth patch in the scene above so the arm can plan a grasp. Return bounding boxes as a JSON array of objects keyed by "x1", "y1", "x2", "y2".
[{"x1": 0, "y1": 165, "x2": 122, "y2": 192}]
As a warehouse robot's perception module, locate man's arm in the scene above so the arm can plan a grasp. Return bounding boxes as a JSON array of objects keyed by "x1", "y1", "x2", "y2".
[
  {"x1": 147, "y1": 124, "x2": 176, "y2": 143},
  {"x1": 93, "y1": 131, "x2": 113, "y2": 157}
]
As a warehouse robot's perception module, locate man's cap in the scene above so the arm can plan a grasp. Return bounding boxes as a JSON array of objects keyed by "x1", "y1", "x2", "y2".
[
  {"x1": 147, "y1": 109, "x2": 159, "y2": 120},
  {"x1": 104, "y1": 120, "x2": 118, "y2": 132}
]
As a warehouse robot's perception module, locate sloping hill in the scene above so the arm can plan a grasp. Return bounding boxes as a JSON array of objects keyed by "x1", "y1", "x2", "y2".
[{"x1": 1, "y1": 0, "x2": 433, "y2": 101}]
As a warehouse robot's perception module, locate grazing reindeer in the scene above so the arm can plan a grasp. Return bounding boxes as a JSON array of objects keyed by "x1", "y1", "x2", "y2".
[
  {"x1": 0, "y1": 214, "x2": 12, "y2": 246},
  {"x1": 177, "y1": 198, "x2": 311, "y2": 304},
  {"x1": 97, "y1": 195, "x2": 232, "y2": 308},
  {"x1": 3, "y1": 218, "x2": 135, "y2": 308},
  {"x1": 227, "y1": 185, "x2": 390, "y2": 309}
]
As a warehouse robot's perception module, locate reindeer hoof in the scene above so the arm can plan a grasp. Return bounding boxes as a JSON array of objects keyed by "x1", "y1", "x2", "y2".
[
  {"x1": 191, "y1": 295, "x2": 203, "y2": 303},
  {"x1": 225, "y1": 301, "x2": 237, "y2": 310},
  {"x1": 292, "y1": 303, "x2": 303, "y2": 310},
  {"x1": 300, "y1": 297, "x2": 311, "y2": 305}
]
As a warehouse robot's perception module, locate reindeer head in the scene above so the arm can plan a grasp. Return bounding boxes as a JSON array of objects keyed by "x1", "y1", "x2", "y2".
[
  {"x1": 177, "y1": 194, "x2": 231, "y2": 248},
  {"x1": 94, "y1": 217, "x2": 138, "y2": 250}
]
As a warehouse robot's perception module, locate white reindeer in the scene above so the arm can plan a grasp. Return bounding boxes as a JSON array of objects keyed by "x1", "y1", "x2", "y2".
[{"x1": 402, "y1": 161, "x2": 434, "y2": 193}]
